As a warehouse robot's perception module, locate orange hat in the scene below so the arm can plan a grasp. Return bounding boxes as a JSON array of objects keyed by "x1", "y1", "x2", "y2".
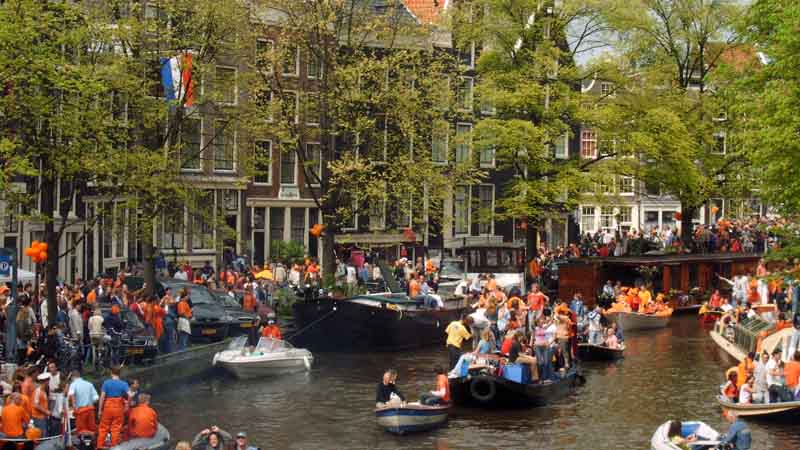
[{"x1": 0, "y1": 285, "x2": 9, "y2": 295}]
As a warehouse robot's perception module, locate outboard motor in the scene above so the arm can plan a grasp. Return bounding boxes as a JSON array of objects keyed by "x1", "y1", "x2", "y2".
[{"x1": 76, "y1": 432, "x2": 95, "y2": 450}]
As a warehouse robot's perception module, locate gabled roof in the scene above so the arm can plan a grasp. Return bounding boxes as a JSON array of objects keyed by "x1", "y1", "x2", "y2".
[{"x1": 401, "y1": 0, "x2": 447, "y2": 24}]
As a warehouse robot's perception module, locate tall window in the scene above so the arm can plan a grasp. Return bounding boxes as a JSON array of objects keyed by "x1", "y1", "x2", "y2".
[
  {"x1": 478, "y1": 185, "x2": 494, "y2": 235},
  {"x1": 280, "y1": 148, "x2": 296, "y2": 185},
  {"x1": 305, "y1": 93, "x2": 320, "y2": 126},
  {"x1": 282, "y1": 45, "x2": 299, "y2": 77},
  {"x1": 215, "y1": 67, "x2": 237, "y2": 105},
  {"x1": 553, "y1": 133, "x2": 568, "y2": 159},
  {"x1": 459, "y1": 42, "x2": 475, "y2": 68},
  {"x1": 600, "y1": 207, "x2": 614, "y2": 230},
  {"x1": 618, "y1": 206, "x2": 632, "y2": 224},
  {"x1": 479, "y1": 142, "x2": 495, "y2": 167},
  {"x1": 432, "y1": 120, "x2": 448, "y2": 163},
  {"x1": 305, "y1": 143, "x2": 322, "y2": 184},
  {"x1": 368, "y1": 116, "x2": 387, "y2": 162},
  {"x1": 457, "y1": 77, "x2": 474, "y2": 110},
  {"x1": 213, "y1": 120, "x2": 235, "y2": 171},
  {"x1": 290, "y1": 208, "x2": 305, "y2": 244},
  {"x1": 161, "y1": 210, "x2": 184, "y2": 250},
  {"x1": 255, "y1": 39, "x2": 274, "y2": 73},
  {"x1": 455, "y1": 123, "x2": 472, "y2": 163},
  {"x1": 580, "y1": 206, "x2": 596, "y2": 232},
  {"x1": 192, "y1": 191, "x2": 214, "y2": 250},
  {"x1": 180, "y1": 118, "x2": 202, "y2": 170},
  {"x1": 712, "y1": 132, "x2": 726, "y2": 154},
  {"x1": 282, "y1": 91, "x2": 298, "y2": 123},
  {"x1": 308, "y1": 53, "x2": 323, "y2": 79},
  {"x1": 454, "y1": 186, "x2": 469, "y2": 235},
  {"x1": 369, "y1": 190, "x2": 386, "y2": 230},
  {"x1": 269, "y1": 207, "x2": 284, "y2": 244},
  {"x1": 581, "y1": 130, "x2": 597, "y2": 159},
  {"x1": 254, "y1": 140, "x2": 272, "y2": 184},
  {"x1": 620, "y1": 176, "x2": 634, "y2": 195},
  {"x1": 600, "y1": 82, "x2": 613, "y2": 96}
]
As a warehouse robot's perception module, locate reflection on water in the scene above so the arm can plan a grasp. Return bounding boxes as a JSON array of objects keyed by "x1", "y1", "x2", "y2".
[{"x1": 153, "y1": 316, "x2": 800, "y2": 449}]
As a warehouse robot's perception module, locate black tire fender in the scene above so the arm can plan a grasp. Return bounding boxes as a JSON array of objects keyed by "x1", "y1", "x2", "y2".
[{"x1": 469, "y1": 376, "x2": 497, "y2": 403}]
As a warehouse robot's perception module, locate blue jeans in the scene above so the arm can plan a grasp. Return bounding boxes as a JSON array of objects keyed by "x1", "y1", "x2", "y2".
[
  {"x1": 160, "y1": 325, "x2": 175, "y2": 354},
  {"x1": 178, "y1": 332, "x2": 190, "y2": 351},
  {"x1": 588, "y1": 330, "x2": 602, "y2": 345},
  {"x1": 535, "y1": 346, "x2": 553, "y2": 381},
  {"x1": 33, "y1": 418, "x2": 48, "y2": 437}
]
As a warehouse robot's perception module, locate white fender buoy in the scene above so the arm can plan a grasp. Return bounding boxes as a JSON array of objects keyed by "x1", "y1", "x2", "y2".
[
  {"x1": 212, "y1": 353, "x2": 219, "y2": 366},
  {"x1": 303, "y1": 355, "x2": 311, "y2": 371}
]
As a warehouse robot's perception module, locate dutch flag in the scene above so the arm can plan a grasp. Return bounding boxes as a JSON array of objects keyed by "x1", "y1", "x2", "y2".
[{"x1": 160, "y1": 53, "x2": 194, "y2": 107}]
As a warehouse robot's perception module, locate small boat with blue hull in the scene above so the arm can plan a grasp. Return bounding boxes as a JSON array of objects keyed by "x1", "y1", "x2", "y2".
[{"x1": 374, "y1": 403, "x2": 450, "y2": 435}]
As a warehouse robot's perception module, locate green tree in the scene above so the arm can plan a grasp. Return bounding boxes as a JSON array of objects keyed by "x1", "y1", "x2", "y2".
[{"x1": 252, "y1": 1, "x2": 480, "y2": 274}]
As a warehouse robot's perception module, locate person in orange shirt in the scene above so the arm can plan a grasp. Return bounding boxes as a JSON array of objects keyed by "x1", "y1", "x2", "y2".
[
  {"x1": 149, "y1": 296, "x2": 165, "y2": 342},
  {"x1": 260, "y1": 318, "x2": 282, "y2": 340},
  {"x1": 31, "y1": 374, "x2": 50, "y2": 436},
  {"x1": 97, "y1": 366, "x2": 129, "y2": 448},
  {"x1": 177, "y1": 293, "x2": 193, "y2": 351},
  {"x1": 2, "y1": 393, "x2": 30, "y2": 438},
  {"x1": 420, "y1": 366, "x2": 450, "y2": 405},
  {"x1": 736, "y1": 352, "x2": 755, "y2": 389},
  {"x1": 242, "y1": 288, "x2": 256, "y2": 313},
  {"x1": 784, "y1": 351, "x2": 800, "y2": 394},
  {"x1": 128, "y1": 393, "x2": 158, "y2": 439},
  {"x1": 408, "y1": 274, "x2": 421, "y2": 298}
]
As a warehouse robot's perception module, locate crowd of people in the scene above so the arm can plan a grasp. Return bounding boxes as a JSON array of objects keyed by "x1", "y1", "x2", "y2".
[
  {"x1": 547, "y1": 217, "x2": 783, "y2": 260},
  {"x1": 722, "y1": 348, "x2": 800, "y2": 406}
]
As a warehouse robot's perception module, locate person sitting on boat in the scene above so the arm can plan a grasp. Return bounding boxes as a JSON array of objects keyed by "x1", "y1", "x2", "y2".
[
  {"x1": 783, "y1": 351, "x2": 800, "y2": 400},
  {"x1": 753, "y1": 350, "x2": 769, "y2": 404},
  {"x1": 722, "y1": 371, "x2": 739, "y2": 402},
  {"x1": 610, "y1": 322, "x2": 624, "y2": 344},
  {"x1": 260, "y1": 317, "x2": 282, "y2": 340},
  {"x1": 736, "y1": 352, "x2": 756, "y2": 390},
  {"x1": 468, "y1": 308, "x2": 490, "y2": 351},
  {"x1": 718, "y1": 409, "x2": 751, "y2": 450},
  {"x1": 476, "y1": 328, "x2": 495, "y2": 354},
  {"x1": 232, "y1": 432, "x2": 258, "y2": 450},
  {"x1": 500, "y1": 329, "x2": 516, "y2": 355},
  {"x1": 193, "y1": 426, "x2": 231, "y2": 450},
  {"x1": 128, "y1": 393, "x2": 158, "y2": 439},
  {"x1": 603, "y1": 328, "x2": 620, "y2": 350},
  {"x1": 586, "y1": 306, "x2": 603, "y2": 345},
  {"x1": 420, "y1": 366, "x2": 451, "y2": 405},
  {"x1": 508, "y1": 332, "x2": 538, "y2": 382},
  {"x1": 376, "y1": 370, "x2": 405, "y2": 408},
  {"x1": 666, "y1": 420, "x2": 697, "y2": 450},
  {"x1": 637, "y1": 287, "x2": 652, "y2": 313},
  {"x1": 709, "y1": 290, "x2": 724, "y2": 310},
  {"x1": 1, "y1": 393, "x2": 30, "y2": 440},
  {"x1": 739, "y1": 374, "x2": 754, "y2": 405}
]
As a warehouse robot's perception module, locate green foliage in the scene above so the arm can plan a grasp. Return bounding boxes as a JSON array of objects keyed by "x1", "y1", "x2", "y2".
[{"x1": 270, "y1": 240, "x2": 306, "y2": 265}]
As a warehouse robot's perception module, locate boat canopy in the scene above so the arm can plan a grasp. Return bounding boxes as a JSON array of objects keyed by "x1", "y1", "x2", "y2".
[{"x1": 225, "y1": 336, "x2": 297, "y2": 352}]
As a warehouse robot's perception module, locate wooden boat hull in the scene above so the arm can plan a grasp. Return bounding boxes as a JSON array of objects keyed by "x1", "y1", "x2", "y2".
[
  {"x1": 374, "y1": 404, "x2": 449, "y2": 434},
  {"x1": 717, "y1": 395, "x2": 800, "y2": 419},
  {"x1": 577, "y1": 343, "x2": 624, "y2": 361},
  {"x1": 606, "y1": 311, "x2": 671, "y2": 331},
  {"x1": 449, "y1": 368, "x2": 582, "y2": 408},
  {"x1": 292, "y1": 296, "x2": 469, "y2": 352},
  {"x1": 672, "y1": 304, "x2": 702, "y2": 314}
]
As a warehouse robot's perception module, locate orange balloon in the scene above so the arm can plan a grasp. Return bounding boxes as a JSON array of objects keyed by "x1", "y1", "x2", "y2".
[
  {"x1": 31, "y1": 240, "x2": 40, "y2": 247},
  {"x1": 24, "y1": 248, "x2": 34, "y2": 257},
  {"x1": 711, "y1": 206, "x2": 719, "y2": 214},
  {"x1": 40, "y1": 243, "x2": 48, "y2": 251},
  {"x1": 38, "y1": 251, "x2": 47, "y2": 261}
]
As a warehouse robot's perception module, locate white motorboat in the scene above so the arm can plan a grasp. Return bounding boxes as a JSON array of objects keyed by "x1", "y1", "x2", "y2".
[
  {"x1": 650, "y1": 420, "x2": 720, "y2": 450},
  {"x1": 212, "y1": 336, "x2": 313, "y2": 379}
]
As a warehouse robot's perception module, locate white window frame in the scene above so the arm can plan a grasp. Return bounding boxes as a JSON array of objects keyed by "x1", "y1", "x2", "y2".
[
  {"x1": 600, "y1": 206, "x2": 615, "y2": 231},
  {"x1": 280, "y1": 146, "x2": 298, "y2": 186},
  {"x1": 191, "y1": 190, "x2": 216, "y2": 252},
  {"x1": 600, "y1": 82, "x2": 613, "y2": 97},
  {"x1": 477, "y1": 184, "x2": 495, "y2": 236},
  {"x1": 305, "y1": 92, "x2": 320, "y2": 126},
  {"x1": 460, "y1": 42, "x2": 476, "y2": 69},
  {"x1": 282, "y1": 45, "x2": 300, "y2": 77},
  {"x1": 618, "y1": 206, "x2": 633, "y2": 225},
  {"x1": 304, "y1": 142, "x2": 322, "y2": 187},
  {"x1": 581, "y1": 129, "x2": 597, "y2": 159},
  {"x1": 432, "y1": 120, "x2": 449, "y2": 164},
  {"x1": 283, "y1": 90, "x2": 299, "y2": 124},
  {"x1": 307, "y1": 53, "x2": 323, "y2": 80},
  {"x1": 455, "y1": 122, "x2": 472, "y2": 163},
  {"x1": 255, "y1": 39, "x2": 274, "y2": 72},
  {"x1": 712, "y1": 132, "x2": 726, "y2": 155},
  {"x1": 580, "y1": 205, "x2": 596, "y2": 233},
  {"x1": 454, "y1": 185, "x2": 471, "y2": 236},
  {"x1": 479, "y1": 141, "x2": 496, "y2": 168},
  {"x1": 553, "y1": 133, "x2": 568, "y2": 159},
  {"x1": 253, "y1": 140, "x2": 272, "y2": 185},
  {"x1": 180, "y1": 118, "x2": 203, "y2": 173},
  {"x1": 457, "y1": 76, "x2": 474, "y2": 111},
  {"x1": 619, "y1": 176, "x2": 635, "y2": 196},
  {"x1": 213, "y1": 119, "x2": 236, "y2": 172},
  {"x1": 214, "y1": 65, "x2": 238, "y2": 106}
]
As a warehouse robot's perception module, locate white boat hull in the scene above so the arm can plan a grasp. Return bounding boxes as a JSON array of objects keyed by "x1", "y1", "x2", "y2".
[
  {"x1": 214, "y1": 349, "x2": 313, "y2": 379},
  {"x1": 717, "y1": 395, "x2": 800, "y2": 417},
  {"x1": 607, "y1": 311, "x2": 671, "y2": 331},
  {"x1": 709, "y1": 330, "x2": 746, "y2": 362},
  {"x1": 650, "y1": 421, "x2": 719, "y2": 450}
]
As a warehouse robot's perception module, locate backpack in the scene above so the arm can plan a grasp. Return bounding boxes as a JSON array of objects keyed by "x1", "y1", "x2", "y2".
[{"x1": 16, "y1": 308, "x2": 32, "y2": 341}]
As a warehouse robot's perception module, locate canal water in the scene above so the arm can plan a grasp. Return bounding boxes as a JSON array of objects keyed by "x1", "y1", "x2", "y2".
[{"x1": 153, "y1": 315, "x2": 799, "y2": 449}]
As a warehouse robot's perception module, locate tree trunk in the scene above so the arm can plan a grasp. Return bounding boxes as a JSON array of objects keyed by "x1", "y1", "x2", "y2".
[
  {"x1": 680, "y1": 205, "x2": 696, "y2": 249},
  {"x1": 143, "y1": 240, "x2": 155, "y2": 297},
  {"x1": 321, "y1": 231, "x2": 336, "y2": 279},
  {"x1": 525, "y1": 224, "x2": 538, "y2": 286},
  {"x1": 40, "y1": 175, "x2": 59, "y2": 322}
]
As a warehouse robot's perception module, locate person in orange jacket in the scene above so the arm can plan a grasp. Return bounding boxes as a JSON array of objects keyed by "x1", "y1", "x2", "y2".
[
  {"x1": 2, "y1": 393, "x2": 30, "y2": 438},
  {"x1": 128, "y1": 393, "x2": 158, "y2": 439},
  {"x1": 97, "y1": 366, "x2": 129, "y2": 448},
  {"x1": 260, "y1": 318, "x2": 282, "y2": 340},
  {"x1": 242, "y1": 288, "x2": 256, "y2": 313}
]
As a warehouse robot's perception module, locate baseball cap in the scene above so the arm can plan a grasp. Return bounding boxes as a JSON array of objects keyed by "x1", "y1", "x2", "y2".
[{"x1": 236, "y1": 432, "x2": 247, "y2": 439}]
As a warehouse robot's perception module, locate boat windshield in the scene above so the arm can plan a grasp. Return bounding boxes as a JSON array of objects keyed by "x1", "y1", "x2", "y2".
[
  {"x1": 226, "y1": 336, "x2": 249, "y2": 351},
  {"x1": 256, "y1": 337, "x2": 295, "y2": 352}
]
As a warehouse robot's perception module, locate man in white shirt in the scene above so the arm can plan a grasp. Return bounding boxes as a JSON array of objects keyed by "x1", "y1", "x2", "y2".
[
  {"x1": 88, "y1": 309, "x2": 105, "y2": 363},
  {"x1": 69, "y1": 304, "x2": 84, "y2": 341},
  {"x1": 173, "y1": 267, "x2": 188, "y2": 281},
  {"x1": 765, "y1": 349, "x2": 783, "y2": 403}
]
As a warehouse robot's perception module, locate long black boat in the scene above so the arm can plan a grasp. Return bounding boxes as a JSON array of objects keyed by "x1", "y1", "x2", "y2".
[
  {"x1": 576, "y1": 343, "x2": 625, "y2": 361},
  {"x1": 292, "y1": 293, "x2": 470, "y2": 352},
  {"x1": 449, "y1": 366, "x2": 583, "y2": 408}
]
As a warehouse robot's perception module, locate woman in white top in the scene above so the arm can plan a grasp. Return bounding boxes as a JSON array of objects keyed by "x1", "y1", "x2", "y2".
[{"x1": 739, "y1": 375, "x2": 754, "y2": 404}]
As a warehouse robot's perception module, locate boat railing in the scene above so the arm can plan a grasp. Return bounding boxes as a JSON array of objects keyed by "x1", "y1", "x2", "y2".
[{"x1": 732, "y1": 315, "x2": 774, "y2": 353}]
